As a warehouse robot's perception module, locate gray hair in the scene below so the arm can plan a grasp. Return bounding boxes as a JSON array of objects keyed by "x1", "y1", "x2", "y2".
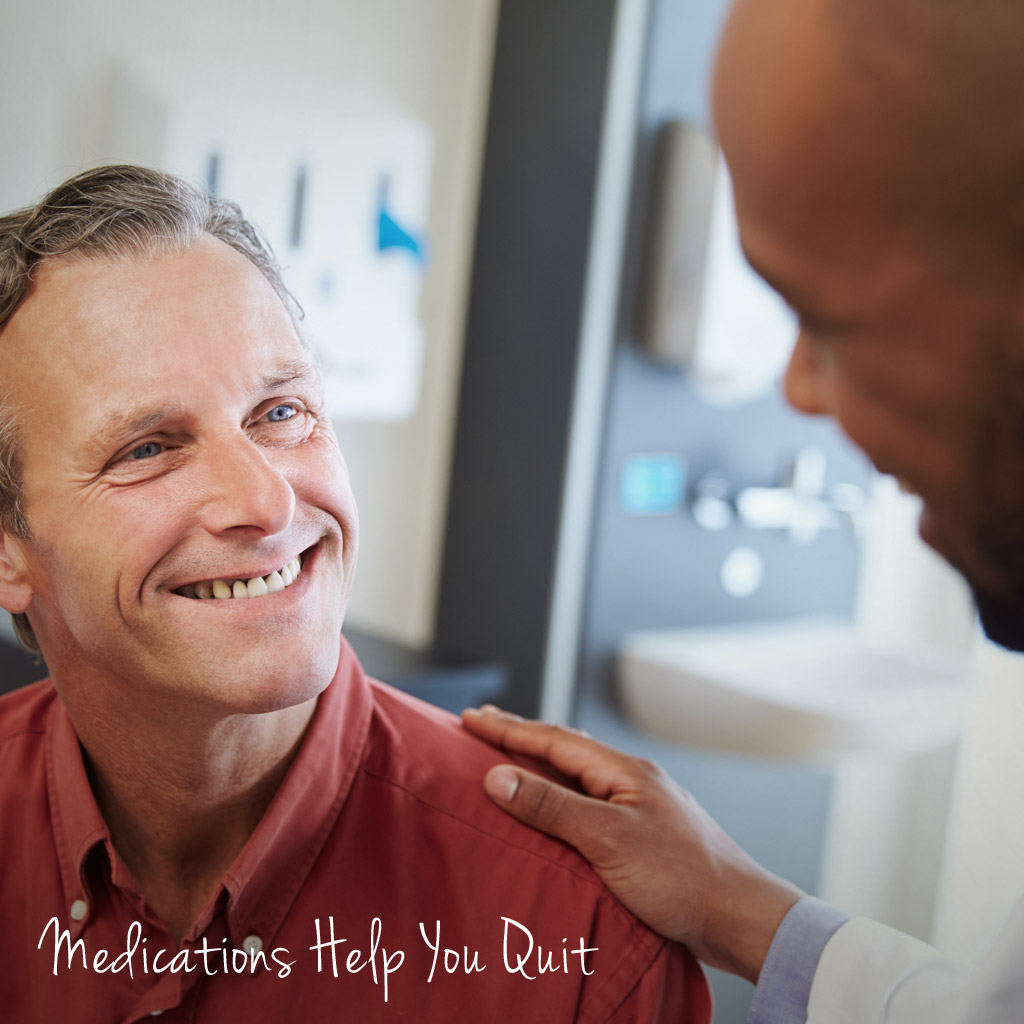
[{"x1": 0, "y1": 164, "x2": 302, "y2": 651}]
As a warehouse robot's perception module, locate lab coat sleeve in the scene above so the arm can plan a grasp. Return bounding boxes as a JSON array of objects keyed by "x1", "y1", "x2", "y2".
[{"x1": 807, "y1": 895, "x2": 1024, "y2": 1023}]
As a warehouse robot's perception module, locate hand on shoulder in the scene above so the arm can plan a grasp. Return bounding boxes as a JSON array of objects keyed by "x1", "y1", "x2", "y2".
[{"x1": 461, "y1": 706, "x2": 803, "y2": 983}]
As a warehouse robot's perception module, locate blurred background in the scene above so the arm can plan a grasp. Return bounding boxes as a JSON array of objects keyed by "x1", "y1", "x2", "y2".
[{"x1": 3, "y1": 0, "x2": 1024, "y2": 1019}]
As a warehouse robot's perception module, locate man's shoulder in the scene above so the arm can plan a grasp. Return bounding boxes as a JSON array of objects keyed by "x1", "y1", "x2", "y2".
[
  {"x1": 0, "y1": 678, "x2": 58, "y2": 752},
  {"x1": 361, "y1": 680, "x2": 610, "y2": 885},
  {"x1": 0, "y1": 681, "x2": 56, "y2": 829},
  {"x1": 349, "y1": 681, "x2": 713, "y2": 1022}
]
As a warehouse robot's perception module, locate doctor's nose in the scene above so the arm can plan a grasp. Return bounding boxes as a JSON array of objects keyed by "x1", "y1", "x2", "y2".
[
  {"x1": 199, "y1": 435, "x2": 296, "y2": 538},
  {"x1": 783, "y1": 332, "x2": 829, "y2": 417}
]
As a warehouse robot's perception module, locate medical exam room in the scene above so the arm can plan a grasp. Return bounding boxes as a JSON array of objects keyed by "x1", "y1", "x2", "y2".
[{"x1": 2, "y1": 0, "x2": 1024, "y2": 1021}]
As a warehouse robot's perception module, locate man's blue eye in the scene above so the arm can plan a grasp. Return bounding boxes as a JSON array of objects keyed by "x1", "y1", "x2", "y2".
[
  {"x1": 128, "y1": 442, "x2": 163, "y2": 460},
  {"x1": 266, "y1": 405, "x2": 297, "y2": 422}
]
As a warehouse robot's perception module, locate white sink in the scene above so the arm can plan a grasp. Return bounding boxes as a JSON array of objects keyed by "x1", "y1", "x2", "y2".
[{"x1": 617, "y1": 619, "x2": 971, "y2": 761}]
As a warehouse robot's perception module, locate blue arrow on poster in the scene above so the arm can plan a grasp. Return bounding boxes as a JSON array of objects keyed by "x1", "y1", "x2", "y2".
[{"x1": 377, "y1": 175, "x2": 428, "y2": 264}]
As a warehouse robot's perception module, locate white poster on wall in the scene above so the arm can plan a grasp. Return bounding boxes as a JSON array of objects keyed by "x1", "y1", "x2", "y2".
[{"x1": 104, "y1": 65, "x2": 433, "y2": 421}]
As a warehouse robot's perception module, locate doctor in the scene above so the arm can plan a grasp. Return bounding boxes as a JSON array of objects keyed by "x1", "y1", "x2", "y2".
[{"x1": 463, "y1": 0, "x2": 1024, "y2": 1020}]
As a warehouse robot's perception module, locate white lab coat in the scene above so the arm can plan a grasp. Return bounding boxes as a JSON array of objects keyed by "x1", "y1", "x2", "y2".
[{"x1": 807, "y1": 894, "x2": 1024, "y2": 1022}]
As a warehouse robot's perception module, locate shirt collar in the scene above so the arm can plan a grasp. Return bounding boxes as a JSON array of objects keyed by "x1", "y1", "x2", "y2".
[
  {"x1": 221, "y1": 636, "x2": 372, "y2": 945},
  {"x1": 46, "y1": 635, "x2": 373, "y2": 946}
]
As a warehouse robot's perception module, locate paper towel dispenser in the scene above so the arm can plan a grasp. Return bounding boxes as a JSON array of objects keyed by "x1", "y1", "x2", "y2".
[{"x1": 641, "y1": 121, "x2": 797, "y2": 406}]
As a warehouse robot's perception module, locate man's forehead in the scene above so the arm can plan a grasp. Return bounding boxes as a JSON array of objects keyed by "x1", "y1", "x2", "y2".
[
  {"x1": 7, "y1": 236, "x2": 295, "y2": 357},
  {"x1": 32, "y1": 234, "x2": 271, "y2": 310},
  {"x1": 2, "y1": 238, "x2": 317, "y2": 457}
]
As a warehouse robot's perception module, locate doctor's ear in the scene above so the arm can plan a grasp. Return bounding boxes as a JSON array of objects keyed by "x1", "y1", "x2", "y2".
[{"x1": 0, "y1": 530, "x2": 34, "y2": 615}]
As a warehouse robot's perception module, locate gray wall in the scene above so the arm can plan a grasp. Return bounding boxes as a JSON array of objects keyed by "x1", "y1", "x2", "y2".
[{"x1": 435, "y1": 0, "x2": 619, "y2": 715}]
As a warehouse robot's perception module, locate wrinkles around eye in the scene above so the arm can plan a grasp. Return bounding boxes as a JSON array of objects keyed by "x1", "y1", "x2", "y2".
[{"x1": 104, "y1": 407, "x2": 320, "y2": 482}]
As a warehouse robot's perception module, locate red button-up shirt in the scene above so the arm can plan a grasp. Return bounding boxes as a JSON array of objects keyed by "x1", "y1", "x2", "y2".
[{"x1": 0, "y1": 638, "x2": 710, "y2": 1022}]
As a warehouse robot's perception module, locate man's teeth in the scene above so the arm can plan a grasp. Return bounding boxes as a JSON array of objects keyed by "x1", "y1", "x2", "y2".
[{"x1": 177, "y1": 555, "x2": 303, "y2": 600}]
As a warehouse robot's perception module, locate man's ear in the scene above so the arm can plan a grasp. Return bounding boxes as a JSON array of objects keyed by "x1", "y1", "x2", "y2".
[{"x1": 0, "y1": 531, "x2": 34, "y2": 614}]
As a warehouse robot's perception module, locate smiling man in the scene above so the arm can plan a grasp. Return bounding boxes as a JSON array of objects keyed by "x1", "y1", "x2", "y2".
[
  {"x1": 0, "y1": 166, "x2": 710, "y2": 1022},
  {"x1": 462, "y1": 1, "x2": 1024, "y2": 1022}
]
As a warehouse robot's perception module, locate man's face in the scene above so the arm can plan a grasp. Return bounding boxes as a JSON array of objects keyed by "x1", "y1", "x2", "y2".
[
  {"x1": 713, "y1": 0, "x2": 1024, "y2": 648},
  {"x1": 0, "y1": 236, "x2": 358, "y2": 717}
]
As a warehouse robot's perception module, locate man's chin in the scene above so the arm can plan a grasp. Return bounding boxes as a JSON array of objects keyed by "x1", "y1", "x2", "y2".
[
  {"x1": 974, "y1": 588, "x2": 1024, "y2": 652},
  {"x1": 155, "y1": 629, "x2": 344, "y2": 716},
  {"x1": 238, "y1": 636, "x2": 343, "y2": 712}
]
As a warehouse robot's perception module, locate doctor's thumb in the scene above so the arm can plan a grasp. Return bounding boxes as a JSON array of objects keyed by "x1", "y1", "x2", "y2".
[{"x1": 483, "y1": 764, "x2": 604, "y2": 852}]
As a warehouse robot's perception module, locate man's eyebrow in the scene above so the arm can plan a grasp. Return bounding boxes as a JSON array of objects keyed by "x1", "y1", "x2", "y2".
[
  {"x1": 256, "y1": 359, "x2": 322, "y2": 393},
  {"x1": 83, "y1": 406, "x2": 188, "y2": 460},
  {"x1": 742, "y1": 247, "x2": 857, "y2": 333},
  {"x1": 741, "y1": 246, "x2": 799, "y2": 303}
]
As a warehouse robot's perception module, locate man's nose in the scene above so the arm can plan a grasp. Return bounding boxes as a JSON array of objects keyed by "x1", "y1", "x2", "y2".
[
  {"x1": 782, "y1": 332, "x2": 829, "y2": 416},
  {"x1": 198, "y1": 434, "x2": 296, "y2": 537}
]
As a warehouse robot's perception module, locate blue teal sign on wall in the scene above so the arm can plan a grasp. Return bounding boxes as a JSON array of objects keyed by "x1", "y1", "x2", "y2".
[{"x1": 619, "y1": 454, "x2": 687, "y2": 515}]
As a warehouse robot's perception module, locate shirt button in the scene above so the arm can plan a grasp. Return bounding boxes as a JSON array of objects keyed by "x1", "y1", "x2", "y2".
[
  {"x1": 69, "y1": 899, "x2": 89, "y2": 922},
  {"x1": 242, "y1": 934, "x2": 263, "y2": 954}
]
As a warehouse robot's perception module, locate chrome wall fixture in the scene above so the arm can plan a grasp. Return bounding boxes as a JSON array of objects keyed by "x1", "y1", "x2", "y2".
[{"x1": 690, "y1": 446, "x2": 866, "y2": 544}]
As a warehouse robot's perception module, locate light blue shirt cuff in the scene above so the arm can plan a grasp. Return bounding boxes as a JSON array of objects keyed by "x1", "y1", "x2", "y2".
[{"x1": 747, "y1": 897, "x2": 850, "y2": 1024}]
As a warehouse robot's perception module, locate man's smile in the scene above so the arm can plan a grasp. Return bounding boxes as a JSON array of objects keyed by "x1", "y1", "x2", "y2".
[{"x1": 174, "y1": 551, "x2": 304, "y2": 600}]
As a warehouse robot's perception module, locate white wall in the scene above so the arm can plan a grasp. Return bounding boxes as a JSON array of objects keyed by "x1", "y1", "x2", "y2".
[{"x1": 0, "y1": 0, "x2": 498, "y2": 648}]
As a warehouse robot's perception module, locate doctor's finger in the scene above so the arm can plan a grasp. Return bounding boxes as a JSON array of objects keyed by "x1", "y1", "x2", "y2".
[
  {"x1": 462, "y1": 708, "x2": 644, "y2": 799},
  {"x1": 482, "y1": 763, "x2": 624, "y2": 856}
]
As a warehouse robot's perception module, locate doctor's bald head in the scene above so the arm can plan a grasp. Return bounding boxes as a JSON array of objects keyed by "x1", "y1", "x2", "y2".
[
  {"x1": 828, "y1": 0, "x2": 1024, "y2": 252},
  {"x1": 717, "y1": 0, "x2": 1024, "y2": 264}
]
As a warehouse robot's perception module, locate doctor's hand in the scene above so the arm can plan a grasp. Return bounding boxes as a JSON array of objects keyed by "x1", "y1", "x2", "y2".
[{"x1": 461, "y1": 705, "x2": 803, "y2": 983}]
